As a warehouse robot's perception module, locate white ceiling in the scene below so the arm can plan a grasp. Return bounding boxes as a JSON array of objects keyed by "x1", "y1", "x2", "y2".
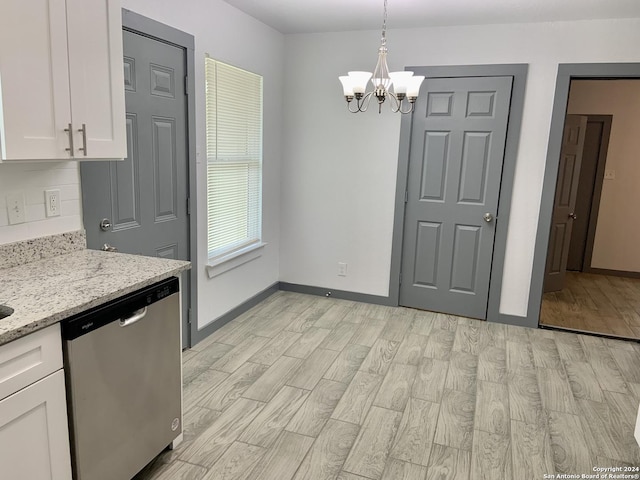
[{"x1": 222, "y1": 0, "x2": 640, "y2": 34}]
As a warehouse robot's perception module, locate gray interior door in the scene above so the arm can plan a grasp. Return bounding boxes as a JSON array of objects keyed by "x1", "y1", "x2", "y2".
[
  {"x1": 81, "y1": 30, "x2": 190, "y2": 347},
  {"x1": 567, "y1": 116, "x2": 611, "y2": 272},
  {"x1": 399, "y1": 76, "x2": 513, "y2": 319},
  {"x1": 544, "y1": 115, "x2": 587, "y2": 292}
]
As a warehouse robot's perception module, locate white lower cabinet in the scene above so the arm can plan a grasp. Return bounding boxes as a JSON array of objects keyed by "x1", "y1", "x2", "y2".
[
  {"x1": 0, "y1": 325, "x2": 72, "y2": 480},
  {"x1": 0, "y1": 370, "x2": 72, "y2": 480}
]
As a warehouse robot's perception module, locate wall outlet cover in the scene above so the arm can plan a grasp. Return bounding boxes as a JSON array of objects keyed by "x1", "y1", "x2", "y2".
[
  {"x1": 338, "y1": 262, "x2": 348, "y2": 277},
  {"x1": 45, "y1": 189, "x2": 61, "y2": 217}
]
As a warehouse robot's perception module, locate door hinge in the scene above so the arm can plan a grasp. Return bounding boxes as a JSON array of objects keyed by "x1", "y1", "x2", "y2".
[
  {"x1": 187, "y1": 308, "x2": 192, "y2": 325},
  {"x1": 404, "y1": 191, "x2": 408, "y2": 203},
  {"x1": 186, "y1": 197, "x2": 191, "y2": 215},
  {"x1": 399, "y1": 272, "x2": 403, "y2": 285},
  {"x1": 185, "y1": 75, "x2": 189, "y2": 95}
]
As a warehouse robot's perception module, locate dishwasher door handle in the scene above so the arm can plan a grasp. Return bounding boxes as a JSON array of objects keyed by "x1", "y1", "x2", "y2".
[{"x1": 119, "y1": 307, "x2": 148, "y2": 327}]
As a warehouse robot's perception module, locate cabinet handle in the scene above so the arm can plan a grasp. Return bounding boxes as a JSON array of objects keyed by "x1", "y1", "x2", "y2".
[
  {"x1": 64, "y1": 124, "x2": 74, "y2": 156},
  {"x1": 78, "y1": 124, "x2": 87, "y2": 156}
]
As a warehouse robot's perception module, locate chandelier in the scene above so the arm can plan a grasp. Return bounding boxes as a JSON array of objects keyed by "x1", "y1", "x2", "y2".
[{"x1": 338, "y1": 0, "x2": 424, "y2": 114}]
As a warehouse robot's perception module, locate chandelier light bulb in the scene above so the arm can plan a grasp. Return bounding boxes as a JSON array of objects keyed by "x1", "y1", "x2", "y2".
[
  {"x1": 348, "y1": 71, "x2": 373, "y2": 95},
  {"x1": 389, "y1": 71, "x2": 414, "y2": 95},
  {"x1": 338, "y1": 76, "x2": 355, "y2": 97},
  {"x1": 406, "y1": 75, "x2": 425, "y2": 99}
]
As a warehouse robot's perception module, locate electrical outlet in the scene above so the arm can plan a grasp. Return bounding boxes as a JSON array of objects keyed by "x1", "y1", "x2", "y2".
[
  {"x1": 338, "y1": 262, "x2": 348, "y2": 277},
  {"x1": 604, "y1": 169, "x2": 616, "y2": 180},
  {"x1": 6, "y1": 192, "x2": 26, "y2": 224},
  {"x1": 45, "y1": 189, "x2": 61, "y2": 217}
]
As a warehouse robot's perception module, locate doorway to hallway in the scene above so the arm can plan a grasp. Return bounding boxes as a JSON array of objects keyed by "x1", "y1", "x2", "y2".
[{"x1": 539, "y1": 77, "x2": 640, "y2": 340}]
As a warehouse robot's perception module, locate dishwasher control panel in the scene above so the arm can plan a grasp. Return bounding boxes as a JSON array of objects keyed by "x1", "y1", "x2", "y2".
[{"x1": 61, "y1": 277, "x2": 179, "y2": 340}]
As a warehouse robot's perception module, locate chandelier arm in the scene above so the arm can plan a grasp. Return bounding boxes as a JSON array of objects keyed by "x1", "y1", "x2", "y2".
[
  {"x1": 348, "y1": 102, "x2": 362, "y2": 114},
  {"x1": 397, "y1": 102, "x2": 416, "y2": 115},
  {"x1": 387, "y1": 92, "x2": 401, "y2": 112},
  {"x1": 353, "y1": 92, "x2": 374, "y2": 113},
  {"x1": 387, "y1": 92, "x2": 416, "y2": 114}
]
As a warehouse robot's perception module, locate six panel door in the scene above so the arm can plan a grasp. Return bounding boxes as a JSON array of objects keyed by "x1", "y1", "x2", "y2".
[
  {"x1": 544, "y1": 114, "x2": 587, "y2": 292},
  {"x1": 81, "y1": 30, "x2": 190, "y2": 346},
  {"x1": 400, "y1": 76, "x2": 513, "y2": 319}
]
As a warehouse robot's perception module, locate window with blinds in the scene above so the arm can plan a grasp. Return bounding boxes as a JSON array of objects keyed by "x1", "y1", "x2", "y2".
[{"x1": 205, "y1": 57, "x2": 263, "y2": 262}]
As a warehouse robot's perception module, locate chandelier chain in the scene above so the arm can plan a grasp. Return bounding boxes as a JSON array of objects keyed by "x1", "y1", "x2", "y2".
[{"x1": 381, "y1": 0, "x2": 388, "y2": 45}]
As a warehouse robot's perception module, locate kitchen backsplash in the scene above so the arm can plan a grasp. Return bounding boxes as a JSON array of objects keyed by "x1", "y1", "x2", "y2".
[{"x1": 0, "y1": 162, "x2": 83, "y2": 245}]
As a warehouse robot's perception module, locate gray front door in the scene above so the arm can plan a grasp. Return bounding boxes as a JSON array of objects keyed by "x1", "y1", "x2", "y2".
[
  {"x1": 399, "y1": 76, "x2": 513, "y2": 319},
  {"x1": 544, "y1": 115, "x2": 587, "y2": 292},
  {"x1": 81, "y1": 30, "x2": 190, "y2": 346}
]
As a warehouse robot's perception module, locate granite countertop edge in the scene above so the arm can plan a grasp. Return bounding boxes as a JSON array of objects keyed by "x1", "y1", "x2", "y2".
[{"x1": 0, "y1": 249, "x2": 191, "y2": 347}]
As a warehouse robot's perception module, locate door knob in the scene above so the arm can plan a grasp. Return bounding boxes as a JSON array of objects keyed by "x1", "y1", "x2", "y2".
[
  {"x1": 102, "y1": 243, "x2": 118, "y2": 252},
  {"x1": 568, "y1": 213, "x2": 577, "y2": 220},
  {"x1": 100, "y1": 218, "x2": 112, "y2": 231},
  {"x1": 483, "y1": 213, "x2": 494, "y2": 223}
]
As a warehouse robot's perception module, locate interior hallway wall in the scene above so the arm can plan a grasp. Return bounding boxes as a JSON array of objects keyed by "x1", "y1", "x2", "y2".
[{"x1": 567, "y1": 79, "x2": 640, "y2": 273}]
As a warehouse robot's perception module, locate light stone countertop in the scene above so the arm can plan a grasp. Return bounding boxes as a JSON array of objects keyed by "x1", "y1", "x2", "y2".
[{"x1": 0, "y1": 249, "x2": 191, "y2": 346}]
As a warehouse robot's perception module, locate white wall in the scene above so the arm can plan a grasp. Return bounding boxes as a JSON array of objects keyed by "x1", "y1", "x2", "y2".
[
  {"x1": 0, "y1": 162, "x2": 82, "y2": 244},
  {"x1": 121, "y1": 0, "x2": 284, "y2": 329},
  {"x1": 568, "y1": 79, "x2": 640, "y2": 272},
  {"x1": 280, "y1": 18, "x2": 640, "y2": 318}
]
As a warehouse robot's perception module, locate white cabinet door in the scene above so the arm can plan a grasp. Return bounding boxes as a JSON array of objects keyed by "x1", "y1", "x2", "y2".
[
  {"x1": 0, "y1": 0, "x2": 125, "y2": 161},
  {"x1": 66, "y1": 0, "x2": 126, "y2": 159},
  {"x1": 0, "y1": 0, "x2": 73, "y2": 160},
  {"x1": 0, "y1": 370, "x2": 72, "y2": 480},
  {"x1": 0, "y1": 324, "x2": 63, "y2": 402}
]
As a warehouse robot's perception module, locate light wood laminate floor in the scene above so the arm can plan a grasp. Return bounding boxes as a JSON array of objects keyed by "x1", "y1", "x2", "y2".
[
  {"x1": 136, "y1": 291, "x2": 640, "y2": 480},
  {"x1": 541, "y1": 272, "x2": 640, "y2": 339}
]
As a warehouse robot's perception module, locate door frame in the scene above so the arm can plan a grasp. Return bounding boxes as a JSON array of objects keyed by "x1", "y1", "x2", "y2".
[
  {"x1": 390, "y1": 64, "x2": 528, "y2": 324},
  {"x1": 122, "y1": 9, "x2": 198, "y2": 347},
  {"x1": 529, "y1": 63, "x2": 640, "y2": 327}
]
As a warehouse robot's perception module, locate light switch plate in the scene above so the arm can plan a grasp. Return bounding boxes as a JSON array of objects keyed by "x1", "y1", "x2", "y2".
[{"x1": 6, "y1": 192, "x2": 26, "y2": 224}]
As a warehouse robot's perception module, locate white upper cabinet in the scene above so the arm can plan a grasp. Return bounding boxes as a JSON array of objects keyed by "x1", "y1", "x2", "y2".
[
  {"x1": 66, "y1": 0, "x2": 126, "y2": 159},
  {"x1": 0, "y1": 0, "x2": 126, "y2": 161}
]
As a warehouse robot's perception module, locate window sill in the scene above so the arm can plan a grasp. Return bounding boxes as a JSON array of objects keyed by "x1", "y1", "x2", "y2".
[{"x1": 206, "y1": 242, "x2": 267, "y2": 279}]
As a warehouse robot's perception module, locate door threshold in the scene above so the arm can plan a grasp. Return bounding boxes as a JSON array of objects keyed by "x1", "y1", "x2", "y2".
[{"x1": 539, "y1": 322, "x2": 640, "y2": 343}]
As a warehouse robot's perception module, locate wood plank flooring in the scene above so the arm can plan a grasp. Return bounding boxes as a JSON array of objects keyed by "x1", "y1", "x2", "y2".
[
  {"x1": 135, "y1": 291, "x2": 640, "y2": 480},
  {"x1": 541, "y1": 271, "x2": 640, "y2": 339}
]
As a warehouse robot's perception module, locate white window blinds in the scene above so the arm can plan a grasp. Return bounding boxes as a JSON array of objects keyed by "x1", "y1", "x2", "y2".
[{"x1": 205, "y1": 57, "x2": 263, "y2": 261}]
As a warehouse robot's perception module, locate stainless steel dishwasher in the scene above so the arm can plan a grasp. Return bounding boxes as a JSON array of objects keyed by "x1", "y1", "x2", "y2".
[{"x1": 62, "y1": 277, "x2": 182, "y2": 480}]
